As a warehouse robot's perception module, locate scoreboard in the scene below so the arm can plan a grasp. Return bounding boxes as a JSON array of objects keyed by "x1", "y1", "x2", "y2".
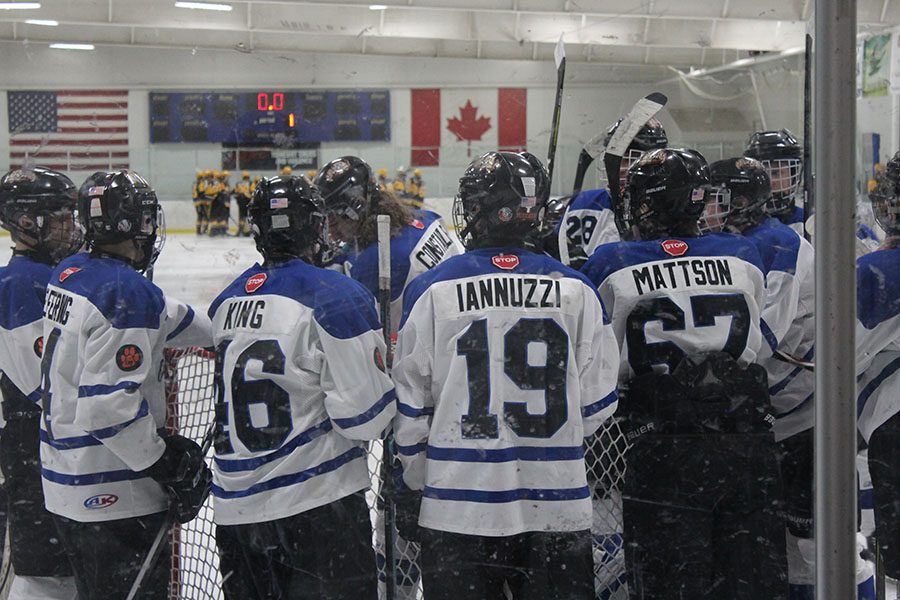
[{"x1": 150, "y1": 90, "x2": 390, "y2": 146}]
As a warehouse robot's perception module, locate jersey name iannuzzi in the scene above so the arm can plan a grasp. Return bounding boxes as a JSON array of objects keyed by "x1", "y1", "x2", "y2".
[
  {"x1": 632, "y1": 258, "x2": 733, "y2": 295},
  {"x1": 454, "y1": 275, "x2": 562, "y2": 313}
]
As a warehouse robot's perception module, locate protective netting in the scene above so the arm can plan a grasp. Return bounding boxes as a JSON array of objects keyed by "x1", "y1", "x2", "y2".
[{"x1": 162, "y1": 347, "x2": 630, "y2": 600}]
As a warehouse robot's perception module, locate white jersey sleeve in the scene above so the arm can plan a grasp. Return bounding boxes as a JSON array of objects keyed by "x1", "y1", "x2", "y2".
[{"x1": 163, "y1": 296, "x2": 213, "y2": 349}]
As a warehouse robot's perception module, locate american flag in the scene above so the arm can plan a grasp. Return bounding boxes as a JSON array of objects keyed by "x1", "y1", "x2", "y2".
[{"x1": 8, "y1": 90, "x2": 129, "y2": 172}]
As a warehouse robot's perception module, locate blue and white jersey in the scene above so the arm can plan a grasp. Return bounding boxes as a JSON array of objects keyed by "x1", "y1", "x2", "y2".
[
  {"x1": 392, "y1": 248, "x2": 619, "y2": 537},
  {"x1": 41, "y1": 252, "x2": 212, "y2": 522},
  {"x1": 555, "y1": 188, "x2": 620, "y2": 262},
  {"x1": 743, "y1": 218, "x2": 816, "y2": 441},
  {"x1": 782, "y1": 205, "x2": 806, "y2": 237},
  {"x1": 0, "y1": 256, "x2": 53, "y2": 428},
  {"x1": 341, "y1": 210, "x2": 462, "y2": 333},
  {"x1": 208, "y1": 259, "x2": 396, "y2": 526},
  {"x1": 582, "y1": 234, "x2": 771, "y2": 383},
  {"x1": 856, "y1": 247, "x2": 900, "y2": 443}
]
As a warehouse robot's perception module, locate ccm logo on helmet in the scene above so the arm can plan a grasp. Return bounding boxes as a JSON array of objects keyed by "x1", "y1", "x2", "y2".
[
  {"x1": 58, "y1": 267, "x2": 81, "y2": 282},
  {"x1": 661, "y1": 240, "x2": 689, "y2": 257},
  {"x1": 245, "y1": 273, "x2": 268, "y2": 293},
  {"x1": 83, "y1": 494, "x2": 118, "y2": 510},
  {"x1": 492, "y1": 255, "x2": 520, "y2": 270}
]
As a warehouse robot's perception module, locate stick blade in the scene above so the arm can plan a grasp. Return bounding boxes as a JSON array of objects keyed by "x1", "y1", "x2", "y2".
[{"x1": 605, "y1": 92, "x2": 668, "y2": 158}]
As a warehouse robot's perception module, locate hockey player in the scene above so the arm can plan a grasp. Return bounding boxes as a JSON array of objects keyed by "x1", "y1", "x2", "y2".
[
  {"x1": 194, "y1": 169, "x2": 212, "y2": 235},
  {"x1": 209, "y1": 170, "x2": 232, "y2": 237},
  {"x1": 377, "y1": 167, "x2": 390, "y2": 192},
  {"x1": 581, "y1": 148, "x2": 788, "y2": 599},
  {"x1": 208, "y1": 174, "x2": 395, "y2": 600},
  {"x1": 41, "y1": 170, "x2": 213, "y2": 600},
  {"x1": 405, "y1": 168, "x2": 425, "y2": 209},
  {"x1": 0, "y1": 167, "x2": 83, "y2": 600},
  {"x1": 392, "y1": 151, "x2": 620, "y2": 600},
  {"x1": 315, "y1": 156, "x2": 462, "y2": 334},
  {"x1": 743, "y1": 129, "x2": 806, "y2": 234},
  {"x1": 233, "y1": 171, "x2": 252, "y2": 236}
]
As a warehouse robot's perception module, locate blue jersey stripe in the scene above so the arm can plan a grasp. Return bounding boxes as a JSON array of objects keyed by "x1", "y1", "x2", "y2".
[
  {"x1": 42, "y1": 466, "x2": 147, "y2": 485},
  {"x1": 769, "y1": 347, "x2": 815, "y2": 396},
  {"x1": 90, "y1": 398, "x2": 150, "y2": 439},
  {"x1": 78, "y1": 381, "x2": 140, "y2": 398},
  {"x1": 166, "y1": 306, "x2": 195, "y2": 342},
  {"x1": 858, "y1": 356, "x2": 900, "y2": 417},
  {"x1": 760, "y1": 320, "x2": 779, "y2": 352},
  {"x1": 40, "y1": 428, "x2": 102, "y2": 450},
  {"x1": 397, "y1": 402, "x2": 433, "y2": 418},
  {"x1": 26, "y1": 386, "x2": 41, "y2": 404},
  {"x1": 423, "y1": 485, "x2": 590, "y2": 503},
  {"x1": 211, "y1": 446, "x2": 365, "y2": 499},
  {"x1": 332, "y1": 389, "x2": 396, "y2": 429},
  {"x1": 582, "y1": 390, "x2": 618, "y2": 418},
  {"x1": 396, "y1": 441, "x2": 427, "y2": 456},
  {"x1": 214, "y1": 420, "x2": 333, "y2": 472},
  {"x1": 426, "y1": 445, "x2": 584, "y2": 462}
]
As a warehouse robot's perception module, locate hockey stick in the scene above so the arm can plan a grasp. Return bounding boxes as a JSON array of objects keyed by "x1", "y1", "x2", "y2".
[
  {"x1": 773, "y1": 349, "x2": 815, "y2": 372},
  {"x1": 126, "y1": 424, "x2": 215, "y2": 600},
  {"x1": 546, "y1": 35, "x2": 566, "y2": 189},
  {"x1": 376, "y1": 214, "x2": 397, "y2": 600},
  {"x1": 571, "y1": 132, "x2": 606, "y2": 197},
  {"x1": 802, "y1": 33, "x2": 813, "y2": 242}
]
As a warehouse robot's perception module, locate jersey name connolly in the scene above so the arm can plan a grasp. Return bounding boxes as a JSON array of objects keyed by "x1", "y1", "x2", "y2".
[{"x1": 582, "y1": 234, "x2": 769, "y2": 383}]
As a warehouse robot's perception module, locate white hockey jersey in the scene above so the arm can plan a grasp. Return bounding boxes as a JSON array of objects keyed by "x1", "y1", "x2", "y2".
[
  {"x1": 856, "y1": 246, "x2": 900, "y2": 443},
  {"x1": 208, "y1": 259, "x2": 396, "y2": 526},
  {"x1": 555, "y1": 188, "x2": 620, "y2": 263},
  {"x1": 0, "y1": 256, "x2": 53, "y2": 429},
  {"x1": 339, "y1": 210, "x2": 463, "y2": 333},
  {"x1": 581, "y1": 234, "x2": 772, "y2": 382},
  {"x1": 392, "y1": 249, "x2": 620, "y2": 537},
  {"x1": 40, "y1": 253, "x2": 212, "y2": 523}
]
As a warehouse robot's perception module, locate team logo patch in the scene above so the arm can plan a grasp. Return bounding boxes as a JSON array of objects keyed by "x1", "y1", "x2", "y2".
[
  {"x1": 245, "y1": 273, "x2": 268, "y2": 293},
  {"x1": 661, "y1": 239, "x2": 689, "y2": 257},
  {"x1": 374, "y1": 348, "x2": 386, "y2": 372},
  {"x1": 492, "y1": 254, "x2": 519, "y2": 270},
  {"x1": 411, "y1": 219, "x2": 425, "y2": 230},
  {"x1": 115, "y1": 344, "x2": 143, "y2": 372},
  {"x1": 497, "y1": 207, "x2": 513, "y2": 222},
  {"x1": 83, "y1": 494, "x2": 118, "y2": 510},
  {"x1": 58, "y1": 267, "x2": 81, "y2": 282},
  {"x1": 33, "y1": 336, "x2": 43, "y2": 357}
]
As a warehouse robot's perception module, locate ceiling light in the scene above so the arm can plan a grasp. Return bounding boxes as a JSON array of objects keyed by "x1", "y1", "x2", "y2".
[
  {"x1": 49, "y1": 43, "x2": 94, "y2": 50},
  {"x1": 175, "y1": 1, "x2": 233, "y2": 11},
  {"x1": 0, "y1": 3, "x2": 41, "y2": 9},
  {"x1": 369, "y1": 4, "x2": 387, "y2": 9},
  {"x1": 25, "y1": 18, "x2": 57, "y2": 25}
]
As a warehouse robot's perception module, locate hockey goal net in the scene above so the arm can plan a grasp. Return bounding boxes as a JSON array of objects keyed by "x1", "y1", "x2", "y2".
[{"x1": 163, "y1": 347, "x2": 630, "y2": 600}]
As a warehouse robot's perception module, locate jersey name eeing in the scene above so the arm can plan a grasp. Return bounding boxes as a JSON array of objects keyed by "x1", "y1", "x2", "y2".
[
  {"x1": 414, "y1": 226, "x2": 455, "y2": 269},
  {"x1": 632, "y1": 258, "x2": 734, "y2": 295},
  {"x1": 455, "y1": 276, "x2": 562, "y2": 313},
  {"x1": 44, "y1": 289, "x2": 74, "y2": 325}
]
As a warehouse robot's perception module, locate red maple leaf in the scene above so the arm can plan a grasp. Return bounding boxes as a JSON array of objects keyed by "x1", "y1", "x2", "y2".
[{"x1": 447, "y1": 101, "x2": 492, "y2": 142}]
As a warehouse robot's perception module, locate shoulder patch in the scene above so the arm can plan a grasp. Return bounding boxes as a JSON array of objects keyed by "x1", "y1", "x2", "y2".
[
  {"x1": 33, "y1": 336, "x2": 43, "y2": 358},
  {"x1": 115, "y1": 344, "x2": 144, "y2": 372},
  {"x1": 245, "y1": 272, "x2": 267, "y2": 293},
  {"x1": 661, "y1": 239, "x2": 688, "y2": 257},
  {"x1": 59, "y1": 267, "x2": 81, "y2": 283},
  {"x1": 411, "y1": 218, "x2": 425, "y2": 230},
  {"x1": 491, "y1": 254, "x2": 519, "y2": 270}
]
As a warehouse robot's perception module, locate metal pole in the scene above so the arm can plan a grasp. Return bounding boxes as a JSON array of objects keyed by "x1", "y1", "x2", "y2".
[{"x1": 814, "y1": 1, "x2": 858, "y2": 599}]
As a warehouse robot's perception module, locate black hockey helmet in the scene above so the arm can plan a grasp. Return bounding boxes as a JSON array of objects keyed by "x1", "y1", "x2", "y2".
[
  {"x1": 869, "y1": 150, "x2": 900, "y2": 235},
  {"x1": 315, "y1": 156, "x2": 377, "y2": 220},
  {"x1": 249, "y1": 175, "x2": 330, "y2": 265},
  {"x1": 622, "y1": 147, "x2": 711, "y2": 240},
  {"x1": 602, "y1": 117, "x2": 669, "y2": 187},
  {"x1": 700, "y1": 157, "x2": 771, "y2": 234},
  {"x1": 453, "y1": 151, "x2": 549, "y2": 251},
  {"x1": 743, "y1": 129, "x2": 802, "y2": 218},
  {"x1": 0, "y1": 166, "x2": 83, "y2": 264},
  {"x1": 78, "y1": 170, "x2": 164, "y2": 272}
]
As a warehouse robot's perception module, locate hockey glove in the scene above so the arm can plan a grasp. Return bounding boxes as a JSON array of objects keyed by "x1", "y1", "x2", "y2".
[{"x1": 143, "y1": 434, "x2": 212, "y2": 524}]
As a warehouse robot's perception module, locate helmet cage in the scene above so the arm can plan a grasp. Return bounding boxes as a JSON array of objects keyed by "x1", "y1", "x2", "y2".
[
  {"x1": 698, "y1": 186, "x2": 730, "y2": 234},
  {"x1": 760, "y1": 157, "x2": 802, "y2": 215}
]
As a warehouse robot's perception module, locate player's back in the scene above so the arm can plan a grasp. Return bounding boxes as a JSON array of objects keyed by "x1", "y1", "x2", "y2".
[
  {"x1": 582, "y1": 233, "x2": 769, "y2": 382},
  {"x1": 556, "y1": 188, "x2": 620, "y2": 259},
  {"x1": 394, "y1": 248, "x2": 619, "y2": 536},
  {"x1": 208, "y1": 259, "x2": 395, "y2": 526}
]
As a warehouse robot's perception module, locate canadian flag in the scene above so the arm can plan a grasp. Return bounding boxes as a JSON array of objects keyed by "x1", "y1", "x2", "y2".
[{"x1": 411, "y1": 88, "x2": 527, "y2": 167}]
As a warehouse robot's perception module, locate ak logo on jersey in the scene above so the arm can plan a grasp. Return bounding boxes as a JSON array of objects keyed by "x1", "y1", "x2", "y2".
[
  {"x1": 116, "y1": 344, "x2": 144, "y2": 372},
  {"x1": 492, "y1": 254, "x2": 519, "y2": 270},
  {"x1": 58, "y1": 266, "x2": 81, "y2": 282},
  {"x1": 661, "y1": 239, "x2": 689, "y2": 257},
  {"x1": 245, "y1": 273, "x2": 268, "y2": 293},
  {"x1": 84, "y1": 494, "x2": 118, "y2": 510},
  {"x1": 33, "y1": 336, "x2": 43, "y2": 357}
]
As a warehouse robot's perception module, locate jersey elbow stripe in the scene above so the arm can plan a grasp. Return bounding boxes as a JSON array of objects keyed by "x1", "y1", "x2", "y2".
[
  {"x1": 42, "y1": 466, "x2": 147, "y2": 485},
  {"x1": 77, "y1": 380, "x2": 140, "y2": 398},
  {"x1": 857, "y1": 356, "x2": 900, "y2": 417},
  {"x1": 423, "y1": 485, "x2": 590, "y2": 503},
  {"x1": 396, "y1": 441, "x2": 427, "y2": 456},
  {"x1": 166, "y1": 306, "x2": 195, "y2": 342},
  {"x1": 397, "y1": 402, "x2": 433, "y2": 418},
  {"x1": 582, "y1": 389, "x2": 618, "y2": 418},
  {"x1": 331, "y1": 389, "x2": 396, "y2": 430},
  {"x1": 425, "y1": 445, "x2": 584, "y2": 462},
  {"x1": 212, "y1": 446, "x2": 365, "y2": 499},
  {"x1": 89, "y1": 398, "x2": 150, "y2": 439},
  {"x1": 214, "y1": 420, "x2": 333, "y2": 472}
]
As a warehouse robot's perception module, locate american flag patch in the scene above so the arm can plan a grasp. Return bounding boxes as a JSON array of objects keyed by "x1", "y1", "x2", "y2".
[
  {"x1": 270, "y1": 197, "x2": 288, "y2": 209},
  {"x1": 691, "y1": 188, "x2": 706, "y2": 201}
]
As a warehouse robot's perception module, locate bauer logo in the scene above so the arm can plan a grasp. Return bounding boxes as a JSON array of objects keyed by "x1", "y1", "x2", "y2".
[
  {"x1": 83, "y1": 494, "x2": 118, "y2": 510},
  {"x1": 491, "y1": 254, "x2": 519, "y2": 270},
  {"x1": 661, "y1": 239, "x2": 688, "y2": 257},
  {"x1": 58, "y1": 267, "x2": 81, "y2": 282},
  {"x1": 245, "y1": 273, "x2": 268, "y2": 293}
]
